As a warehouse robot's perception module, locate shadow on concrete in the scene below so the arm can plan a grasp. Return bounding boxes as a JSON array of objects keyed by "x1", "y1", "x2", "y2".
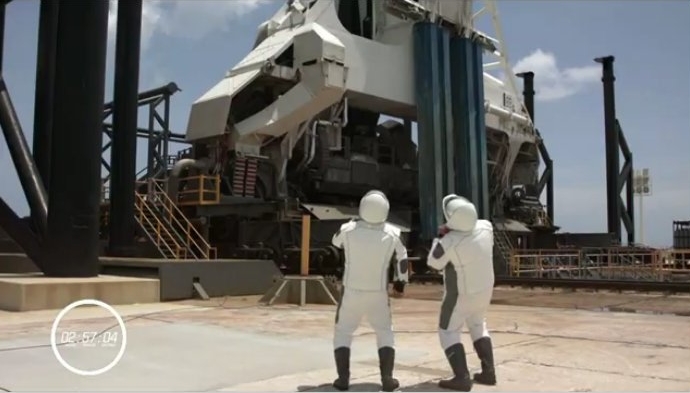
[
  {"x1": 297, "y1": 380, "x2": 447, "y2": 392},
  {"x1": 400, "y1": 380, "x2": 447, "y2": 392},
  {"x1": 298, "y1": 382, "x2": 382, "y2": 391}
]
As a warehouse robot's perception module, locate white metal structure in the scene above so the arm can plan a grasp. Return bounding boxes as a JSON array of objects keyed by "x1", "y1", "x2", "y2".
[
  {"x1": 633, "y1": 168, "x2": 652, "y2": 244},
  {"x1": 186, "y1": 0, "x2": 535, "y2": 141},
  {"x1": 184, "y1": 0, "x2": 543, "y2": 218}
]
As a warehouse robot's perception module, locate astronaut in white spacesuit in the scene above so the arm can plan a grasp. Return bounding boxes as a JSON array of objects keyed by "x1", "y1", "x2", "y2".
[
  {"x1": 331, "y1": 190, "x2": 409, "y2": 392},
  {"x1": 426, "y1": 194, "x2": 497, "y2": 391}
]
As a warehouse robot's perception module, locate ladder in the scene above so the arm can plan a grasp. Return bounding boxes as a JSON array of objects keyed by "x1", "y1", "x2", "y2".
[
  {"x1": 134, "y1": 181, "x2": 217, "y2": 260},
  {"x1": 494, "y1": 229, "x2": 514, "y2": 275}
]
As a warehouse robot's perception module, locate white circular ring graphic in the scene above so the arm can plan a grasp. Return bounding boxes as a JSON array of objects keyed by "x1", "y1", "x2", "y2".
[{"x1": 50, "y1": 299, "x2": 128, "y2": 376}]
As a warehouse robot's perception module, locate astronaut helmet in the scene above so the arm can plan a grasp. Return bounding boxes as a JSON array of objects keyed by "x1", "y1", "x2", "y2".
[
  {"x1": 442, "y1": 194, "x2": 460, "y2": 221},
  {"x1": 359, "y1": 190, "x2": 390, "y2": 225},
  {"x1": 443, "y1": 194, "x2": 478, "y2": 232}
]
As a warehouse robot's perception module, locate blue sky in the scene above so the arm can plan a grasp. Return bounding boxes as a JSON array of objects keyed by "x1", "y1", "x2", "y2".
[{"x1": 1, "y1": 0, "x2": 688, "y2": 247}]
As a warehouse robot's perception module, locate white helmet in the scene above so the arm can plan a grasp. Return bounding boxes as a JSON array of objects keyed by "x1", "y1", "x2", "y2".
[
  {"x1": 442, "y1": 194, "x2": 459, "y2": 221},
  {"x1": 443, "y1": 194, "x2": 478, "y2": 232},
  {"x1": 359, "y1": 190, "x2": 390, "y2": 224}
]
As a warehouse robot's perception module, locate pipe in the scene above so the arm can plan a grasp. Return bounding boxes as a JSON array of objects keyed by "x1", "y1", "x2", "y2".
[
  {"x1": 108, "y1": 0, "x2": 142, "y2": 257},
  {"x1": 516, "y1": 71, "x2": 535, "y2": 122},
  {"x1": 595, "y1": 55, "x2": 621, "y2": 243},
  {"x1": 305, "y1": 121, "x2": 319, "y2": 167},
  {"x1": 297, "y1": 124, "x2": 310, "y2": 169},
  {"x1": 305, "y1": 120, "x2": 333, "y2": 167},
  {"x1": 103, "y1": 124, "x2": 187, "y2": 141},
  {"x1": 102, "y1": 81, "x2": 180, "y2": 111},
  {"x1": 484, "y1": 100, "x2": 531, "y2": 127},
  {"x1": 342, "y1": 98, "x2": 349, "y2": 127},
  {"x1": 167, "y1": 157, "x2": 212, "y2": 201},
  {"x1": 0, "y1": 77, "x2": 49, "y2": 234}
]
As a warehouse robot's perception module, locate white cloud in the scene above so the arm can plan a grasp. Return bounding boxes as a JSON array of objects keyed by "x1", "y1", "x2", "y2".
[
  {"x1": 513, "y1": 49, "x2": 600, "y2": 102},
  {"x1": 107, "y1": 0, "x2": 269, "y2": 50}
]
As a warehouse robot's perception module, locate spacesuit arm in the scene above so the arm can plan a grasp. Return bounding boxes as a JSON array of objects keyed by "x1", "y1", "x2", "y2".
[
  {"x1": 332, "y1": 220, "x2": 356, "y2": 249},
  {"x1": 332, "y1": 227, "x2": 345, "y2": 249},
  {"x1": 426, "y1": 237, "x2": 451, "y2": 271},
  {"x1": 392, "y1": 236, "x2": 409, "y2": 284}
]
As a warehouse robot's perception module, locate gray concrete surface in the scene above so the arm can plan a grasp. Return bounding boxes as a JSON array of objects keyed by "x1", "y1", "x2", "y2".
[{"x1": 0, "y1": 290, "x2": 689, "y2": 391}]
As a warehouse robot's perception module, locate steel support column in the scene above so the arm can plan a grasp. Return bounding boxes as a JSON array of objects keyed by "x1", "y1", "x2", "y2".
[
  {"x1": 101, "y1": 82, "x2": 181, "y2": 185},
  {"x1": 0, "y1": 0, "x2": 47, "y2": 269},
  {"x1": 517, "y1": 71, "x2": 554, "y2": 223},
  {"x1": 617, "y1": 119, "x2": 634, "y2": 244},
  {"x1": 449, "y1": 35, "x2": 489, "y2": 219},
  {"x1": 43, "y1": 0, "x2": 109, "y2": 277},
  {"x1": 32, "y1": 0, "x2": 59, "y2": 196},
  {"x1": 0, "y1": 79, "x2": 48, "y2": 234},
  {"x1": 108, "y1": 0, "x2": 142, "y2": 257},
  {"x1": 595, "y1": 55, "x2": 634, "y2": 244}
]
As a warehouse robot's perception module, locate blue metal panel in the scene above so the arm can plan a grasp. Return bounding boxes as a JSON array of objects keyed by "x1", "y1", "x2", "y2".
[
  {"x1": 449, "y1": 35, "x2": 489, "y2": 218},
  {"x1": 438, "y1": 27, "x2": 455, "y2": 196},
  {"x1": 471, "y1": 40, "x2": 490, "y2": 219},
  {"x1": 413, "y1": 22, "x2": 450, "y2": 239},
  {"x1": 449, "y1": 36, "x2": 479, "y2": 205}
]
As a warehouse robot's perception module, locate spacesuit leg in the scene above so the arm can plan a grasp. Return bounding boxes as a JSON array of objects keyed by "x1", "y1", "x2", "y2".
[
  {"x1": 365, "y1": 291, "x2": 399, "y2": 392},
  {"x1": 334, "y1": 289, "x2": 365, "y2": 348},
  {"x1": 465, "y1": 290, "x2": 496, "y2": 386},
  {"x1": 437, "y1": 295, "x2": 473, "y2": 392},
  {"x1": 333, "y1": 289, "x2": 364, "y2": 391},
  {"x1": 365, "y1": 291, "x2": 395, "y2": 348}
]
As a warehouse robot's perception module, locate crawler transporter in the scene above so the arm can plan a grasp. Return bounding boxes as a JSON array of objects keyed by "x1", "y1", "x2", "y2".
[{"x1": 175, "y1": 0, "x2": 554, "y2": 275}]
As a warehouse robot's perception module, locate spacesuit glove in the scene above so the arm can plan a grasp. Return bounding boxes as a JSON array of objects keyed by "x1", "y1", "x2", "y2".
[
  {"x1": 393, "y1": 280, "x2": 405, "y2": 294},
  {"x1": 438, "y1": 224, "x2": 450, "y2": 238}
]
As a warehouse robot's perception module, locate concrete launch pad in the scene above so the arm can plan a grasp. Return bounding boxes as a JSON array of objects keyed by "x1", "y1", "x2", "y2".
[{"x1": 0, "y1": 289, "x2": 688, "y2": 391}]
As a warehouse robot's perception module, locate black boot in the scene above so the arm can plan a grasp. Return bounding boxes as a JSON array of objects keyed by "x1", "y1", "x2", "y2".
[
  {"x1": 472, "y1": 337, "x2": 496, "y2": 385},
  {"x1": 438, "y1": 343, "x2": 473, "y2": 392},
  {"x1": 378, "y1": 346, "x2": 400, "y2": 392},
  {"x1": 333, "y1": 347, "x2": 350, "y2": 391}
]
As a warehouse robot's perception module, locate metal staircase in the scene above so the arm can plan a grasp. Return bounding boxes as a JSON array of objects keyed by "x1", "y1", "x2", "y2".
[
  {"x1": 134, "y1": 180, "x2": 216, "y2": 260},
  {"x1": 494, "y1": 229, "x2": 514, "y2": 274}
]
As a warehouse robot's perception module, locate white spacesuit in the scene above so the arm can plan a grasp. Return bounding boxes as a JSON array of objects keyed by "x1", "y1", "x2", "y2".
[
  {"x1": 426, "y1": 194, "x2": 497, "y2": 391},
  {"x1": 331, "y1": 190, "x2": 409, "y2": 392}
]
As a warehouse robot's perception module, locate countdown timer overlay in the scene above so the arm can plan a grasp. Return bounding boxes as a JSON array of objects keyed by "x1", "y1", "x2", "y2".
[{"x1": 50, "y1": 299, "x2": 128, "y2": 376}]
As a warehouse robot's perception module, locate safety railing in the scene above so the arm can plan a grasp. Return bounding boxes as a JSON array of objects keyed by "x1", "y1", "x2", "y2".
[
  {"x1": 509, "y1": 247, "x2": 690, "y2": 281},
  {"x1": 134, "y1": 191, "x2": 187, "y2": 259},
  {"x1": 177, "y1": 175, "x2": 221, "y2": 206},
  {"x1": 657, "y1": 248, "x2": 690, "y2": 281},
  {"x1": 137, "y1": 179, "x2": 217, "y2": 260}
]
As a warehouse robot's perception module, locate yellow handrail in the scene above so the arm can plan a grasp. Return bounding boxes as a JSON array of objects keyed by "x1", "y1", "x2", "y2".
[
  {"x1": 154, "y1": 180, "x2": 215, "y2": 259},
  {"x1": 141, "y1": 179, "x2": 216, "y2": 260},
  {"x1": 507, "y1": 248, "x2": 689, "y2": 281},
  {"x1": 134, "y1": 192, "x2": 184, "y2": 259},
  {"x1": 176, "y1": 174, "x2": 221, "y2": 206}
]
